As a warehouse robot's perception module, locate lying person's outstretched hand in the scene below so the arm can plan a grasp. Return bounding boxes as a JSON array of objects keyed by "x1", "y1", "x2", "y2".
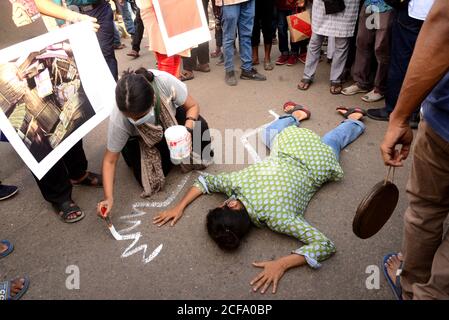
[
  {"x1": 153, "y1": 205, "x2": 184, "y2": 227},
  {"x1": 250, "y1": 260, "x2": 287, "y2": 294},
  {"x1": 250, "y1": 254, "x2": 307, "y2": 294}
]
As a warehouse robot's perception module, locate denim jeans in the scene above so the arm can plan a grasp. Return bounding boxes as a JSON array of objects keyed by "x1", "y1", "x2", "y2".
[
  {"x1": 262, "y1": 116, "x2": 365, "y2": 161},
  {"x1": 222, "y1": 0, "x2": 255, "y2": 72},
  {"x1": 385, "y1": 6, "x2": 423, "y2": 114},
  {"x1": 113, "y1": 23, "x2": 121, "y2": 46},
  {"x1": 116, "y1": 0, "x2": 135, "y2": 35},
  {"x1": 277, "y1": 9, "x2": 300, "y2": 55},
  {"x1": 86, "y1": 2, "x2": 118, "y2": 80}
]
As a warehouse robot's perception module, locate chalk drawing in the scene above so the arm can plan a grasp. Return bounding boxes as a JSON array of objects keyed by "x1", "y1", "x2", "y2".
[
  {"x1": 131, "y1": 173, "x2": 192, "y2": 214},
  {"x1": 113, "y1": 109, "x2": 279, "y2": 264},
  {"x1": 113, "y1": 172, "x2": 192, "y2": 264},
  {"x1": 241, "y1": 110, "x2": 279, "y2": 163}
]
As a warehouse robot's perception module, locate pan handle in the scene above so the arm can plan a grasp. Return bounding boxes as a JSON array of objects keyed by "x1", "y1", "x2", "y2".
[{"x1": 384, "y1": 166, "x2": 396, "y2": 185}]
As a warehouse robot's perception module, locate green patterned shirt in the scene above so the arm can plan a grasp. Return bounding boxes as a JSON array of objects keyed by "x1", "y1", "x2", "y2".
[{"x1": 194, "y1": 126, "x2": 343, "y2": 268}]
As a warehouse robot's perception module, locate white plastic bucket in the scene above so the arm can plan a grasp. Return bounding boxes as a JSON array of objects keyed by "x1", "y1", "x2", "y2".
[{"x1": 164, "y1": 125, "x2": 191, "y2": 164}]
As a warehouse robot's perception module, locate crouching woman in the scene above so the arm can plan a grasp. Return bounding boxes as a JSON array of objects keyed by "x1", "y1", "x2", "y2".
[{"x1": 97, "y1": 68, "x2": 213, "y2": 216}]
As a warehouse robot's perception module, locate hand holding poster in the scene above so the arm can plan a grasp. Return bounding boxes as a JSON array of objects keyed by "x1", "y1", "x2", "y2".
[
  {"x1": 0, "y1": 22, "x2": 116, "y2": 179},
  {"x1": 152, "y1": 0, "x2": 211, "y2": 57}
]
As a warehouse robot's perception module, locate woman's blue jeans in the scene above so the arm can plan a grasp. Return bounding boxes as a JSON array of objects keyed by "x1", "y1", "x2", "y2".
[{"x1": 262, "y1": 115, "x2": 366, "y2": 161}]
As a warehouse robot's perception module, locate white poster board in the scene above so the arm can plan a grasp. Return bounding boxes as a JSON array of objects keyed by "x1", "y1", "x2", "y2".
[
  {"x1": 152, "y1": 0, "x2": 211, "y2": 57},
  {"x1": 0, "y1": 22, "x2": 116, "y2": 179}
]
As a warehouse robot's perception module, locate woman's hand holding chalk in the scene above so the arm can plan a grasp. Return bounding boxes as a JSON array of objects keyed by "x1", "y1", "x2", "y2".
[{"x1": 97, "y1": 199, "x2": 113, "y2": 218}]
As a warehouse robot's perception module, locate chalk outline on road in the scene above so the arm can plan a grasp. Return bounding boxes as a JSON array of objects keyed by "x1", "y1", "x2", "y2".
[
  {"x1": 240, "y1": 110, "x2": 279, "y2": 163},
  {"x1": 112, "y1": 173, "x2": 192, "y2": 264},
  {"x1": 113, "y1": 109, "x2": 278, "y2": 264}
]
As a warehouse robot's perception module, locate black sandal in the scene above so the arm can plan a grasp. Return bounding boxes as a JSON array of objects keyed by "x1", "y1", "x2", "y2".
[
  {"x1": 336, "y1": 106, "x2": 367, "y2": 119},
  {"x1": 297, "y1": 78, "x2": 312, "y2": 90},
  {"x1": 71, "y1": 172, "x2": 103, "y2": 188},
  {"x1": 53, "y1": 201, "x2": 85, "y2": 224}
]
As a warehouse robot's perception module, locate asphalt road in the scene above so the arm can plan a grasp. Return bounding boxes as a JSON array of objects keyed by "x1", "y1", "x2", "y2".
[{"x1": 0, "y1": 33, "x2": 413, "y2": 300}]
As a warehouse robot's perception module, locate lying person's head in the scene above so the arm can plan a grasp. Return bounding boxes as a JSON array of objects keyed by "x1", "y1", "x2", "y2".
[
  {"x1": 206, "y1": 198, "x2": 251, "y2": 251},
  {"x1": 115, "y1": 68, "x2": 156, "y2": 125}
]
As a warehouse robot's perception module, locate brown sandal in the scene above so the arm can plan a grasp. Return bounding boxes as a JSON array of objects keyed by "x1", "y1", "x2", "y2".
[
  {"x1": 284, "y1": 104, "x2": 311, "y2": 120},
  {"x1": 180, "y1": 70, "x2": 194, "y2": 81},
  {"x1": 330, "y1": 82, "x2": 343, "y2": 95},
  {"x1": 126, "y1": 50, "x2": 140, "y2": 58},
  {"x1": 71, "y1": 172, "x2": 103, "y2": 188}
]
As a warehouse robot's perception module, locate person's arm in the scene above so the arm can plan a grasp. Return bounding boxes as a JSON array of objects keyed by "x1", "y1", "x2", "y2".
[
  {"x1": 97, "y1": 150, "x2": 120, "y2": 217},
  {"x1": 153, "y1": 173, "x2": 234, "y2": 227},
  {"x1": 34, "y1": 0, "x2": 100, "y2": 31},
  {"x1": 181, "y1": 94, "x2": 200, "y2": 131},
  {"x1": 251, "y1": 215, "x2": 336, "y2": 294},
  {"x1": 380, "y1": 0, "x2": 449, "y2": 166},
  {"x1": 152, "y1": 186, "x2": 203, "y2": 227},
  {"x1": 250, "y1": 254, "x2": 306, "y2": 294}
]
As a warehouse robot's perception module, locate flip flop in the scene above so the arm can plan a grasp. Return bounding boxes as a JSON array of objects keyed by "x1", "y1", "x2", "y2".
[
  {"x1": 336, "y1": 106, "x2": 367, "y2": 119},
  {"x1": 297, "y1": 78, "x2": 312, "y2": 91},
  {"x1": 0, "y1": 276, "x2": 30, "y2": 300},
  {"x1": 0, "y1": 240, "x2": 13, "y2": 259},
  {"x1": 264, "y1": 61, "x2": 274, "y2": 71},
  {"x1": 126, "y1": 50, "x2": 140, "y2": 58},
  {"x1": 283, "y1": 103, "x2": 311, "y2": 120},
  {"x1": 71, "y1": 172, "x2": 103, "y2": 188},
  {"x1": 330, "y1": 82, "x2": 343, "y2": 95},
  {"x1": 180, "y1": 70, "x2": 194, "y2": 82},
  {"x1": 382, "y1": 253, "x2": 403, "y2": 300}
]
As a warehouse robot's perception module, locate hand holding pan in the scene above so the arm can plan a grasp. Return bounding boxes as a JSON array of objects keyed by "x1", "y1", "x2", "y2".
[{"x1": 353, "y1": 166, "x2": 399, "y2": 239}]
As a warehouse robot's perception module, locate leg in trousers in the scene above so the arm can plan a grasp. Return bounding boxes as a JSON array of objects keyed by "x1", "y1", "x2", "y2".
[
  {"x1": 401, "y1": 121, "x2": 449, "y2": 299},
  {"x1": 352, "y1": 6, "x2": 375, "y2": 90},
  {"x1": 303, "y1": 33, "x2": 324, "y2": 81},
  {"x1": 330, "y1": 37, "x2": 350, "y2": 83},
  {"x1": 238, "y1": 0, "x2": 256, "y2": 72},
  {"x1": 89, "y1": 2, "x2": 118, "y2": 80},
  {"x1": 222, "y1": 4, "x2": 240, "y2": 72},
  {"x1": 373, "y1": 10, "x2": 393, "y2": 95}
]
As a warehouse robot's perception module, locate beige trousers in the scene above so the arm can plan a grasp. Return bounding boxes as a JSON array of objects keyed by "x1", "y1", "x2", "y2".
[{"x1": 401, "y1": 121, "x2": 449, "y2": 300}]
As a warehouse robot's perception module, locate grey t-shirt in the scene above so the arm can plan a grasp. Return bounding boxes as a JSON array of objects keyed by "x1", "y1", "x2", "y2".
[{"x1": 107, "y1": 69, "x2": 188, "y2": 153}]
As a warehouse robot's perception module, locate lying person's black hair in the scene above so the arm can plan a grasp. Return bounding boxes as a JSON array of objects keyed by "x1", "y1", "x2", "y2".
[
  {"x1": 206, "y1": 206, "x2": 252, "y2": 251},
  {"x1": 115, "y1": 68, "x2": 155, "y2": 115}
]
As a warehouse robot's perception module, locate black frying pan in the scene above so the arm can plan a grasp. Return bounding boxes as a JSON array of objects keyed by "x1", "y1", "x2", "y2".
[{"x1": 353, "y1": 167, "x2": 399, "y2": 239}]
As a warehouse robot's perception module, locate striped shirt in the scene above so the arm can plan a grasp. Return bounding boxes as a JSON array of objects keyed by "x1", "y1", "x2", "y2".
[{"x1": 312, "y1": 0, "x2": 360, "y2": 38}]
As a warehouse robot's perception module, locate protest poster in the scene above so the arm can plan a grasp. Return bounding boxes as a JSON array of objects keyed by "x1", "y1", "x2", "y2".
[
  {"x1": 0, "y1": 22, "x2": 116, "y2": 179},
  {"x1": 152, "y1": 0, "x2": 211, "y2": 57}
]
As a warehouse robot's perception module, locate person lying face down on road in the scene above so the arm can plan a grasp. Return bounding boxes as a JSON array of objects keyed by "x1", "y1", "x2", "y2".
[
  {"x1": 97, "y1": 68, "x2": 213, "y2": 217},
  {"x1": 153, "y1": 103, "x2": 368, "y2": 294}
]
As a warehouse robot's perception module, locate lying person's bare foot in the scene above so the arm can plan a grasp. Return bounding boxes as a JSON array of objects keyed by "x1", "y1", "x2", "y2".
[
  {"x1": 386, "y1": 253, "x2": 403, "y2": 287},
  {"x1": 336, "y1": 106, "x2": 366, "y2": 121},
  {"x1": 10, "y1": 278, "x2": 26, "y2": 297},
  {"x1": 0, "y1": 277, "x2": 29, "y2": 300},
  {"x1": 283, "y1": 102, "x2": 311, "y2": 121},
  {"x1": 0, "y1": 243, "x2": 7, "y2": 254},
  {"x1": 0, "y1": 240, "x2": 13, "y2": 258}
]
